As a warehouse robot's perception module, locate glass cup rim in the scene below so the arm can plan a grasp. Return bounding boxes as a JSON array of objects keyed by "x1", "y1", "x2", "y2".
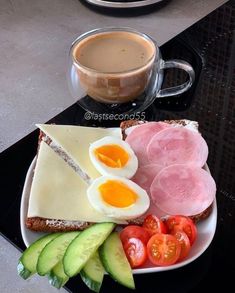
[{"x1": 70, "y1": 27, "x2": 157, "y2": 75}]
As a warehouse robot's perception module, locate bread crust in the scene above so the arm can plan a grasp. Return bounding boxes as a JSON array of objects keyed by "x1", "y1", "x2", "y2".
[{"x1": 25, "y1": 217, "x2": 91, "y2": 232}]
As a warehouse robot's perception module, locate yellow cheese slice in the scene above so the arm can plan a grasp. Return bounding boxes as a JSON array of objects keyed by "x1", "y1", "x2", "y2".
[
  {"x1": 28, "y1": 141, "x2": 125, "y2": 224},
  {"x1": 37, "y1": 124, "x2": 122, "y2": 179}
]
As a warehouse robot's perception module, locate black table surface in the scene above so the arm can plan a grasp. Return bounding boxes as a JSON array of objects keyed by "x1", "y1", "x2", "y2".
[{"x1": 1, "y1": 1, "x2": 235, "y2": 292}]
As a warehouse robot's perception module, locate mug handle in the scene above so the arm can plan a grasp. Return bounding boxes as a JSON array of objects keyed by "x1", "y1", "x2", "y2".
[{"x1": 156, "y1": 59, "x2": 195, "y2": 98}]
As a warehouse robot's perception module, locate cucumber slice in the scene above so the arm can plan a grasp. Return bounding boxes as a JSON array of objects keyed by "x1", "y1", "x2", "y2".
[
  {"x1": 63, "y1": 222, "x2": 115, "y2": 277},
  {"x1": 17, "y1": 233, "x2": 60, "y2": 279},
  {"x1": 48, "y1": 260, "x2": 69, "y2": 289},
  {"x1": 37, "y1": 231, "x2": 80, "y2": 276},
  {"x1": 80, "y1": 251, "x2": 105, "y2": 293},
  {"x1": 99, "y1": 232, "x2": 135, "y2": 290}
]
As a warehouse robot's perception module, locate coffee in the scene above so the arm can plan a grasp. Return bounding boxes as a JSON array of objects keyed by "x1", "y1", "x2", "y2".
[
  {"x1": 72, "y1": 31, "x2": 156, "y2": 103},
  {"x1": 69, "y1": 28, "x2": 195, "y2": 112},
  {"x1": 74, "y1": 32, "x2": 155, "y2": 73}
]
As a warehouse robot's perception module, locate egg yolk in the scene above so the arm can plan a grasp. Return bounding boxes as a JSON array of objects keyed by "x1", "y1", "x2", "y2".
[
  {"x1": 99, "y1": 180, "x2": 138, "y2": 208},
  {"x1": 94, "y1": 144, "x2": 129, "y2": 168}
]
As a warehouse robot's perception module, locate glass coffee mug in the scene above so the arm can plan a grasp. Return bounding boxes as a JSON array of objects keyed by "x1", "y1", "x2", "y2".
[{"x1": 68, "y1": 27, "x2": 195, "y2": 114}]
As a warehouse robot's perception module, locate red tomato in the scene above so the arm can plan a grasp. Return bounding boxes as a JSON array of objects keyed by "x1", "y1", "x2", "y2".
[
  {"x1": 143, "y1": 215, "x2": 167, "y2": 236},
  {"x1": 123, "y1": 238, "x2": 147, "y2": 268},
  {"x1": 120, "y1": 225, "x2": 150, "y2": 245},
  {"x1": 147, "y1": 234, "x2": 181, "y2": 266},
  {"x1": 173, "y1": 231, "x2": 191, "y2": 261},
  {"x1": 165, "y1": 216, "x2": 197, "y2": 245}
]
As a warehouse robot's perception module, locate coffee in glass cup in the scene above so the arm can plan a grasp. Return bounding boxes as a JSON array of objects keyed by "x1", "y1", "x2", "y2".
[{"x1": 68, "y1": 28, "x2": 195, "y2": 113}]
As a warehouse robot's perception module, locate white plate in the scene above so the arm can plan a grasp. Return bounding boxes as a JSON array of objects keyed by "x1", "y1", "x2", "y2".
[{"x1": 20, "y1": 158, "x2": 217, "y2": 274}]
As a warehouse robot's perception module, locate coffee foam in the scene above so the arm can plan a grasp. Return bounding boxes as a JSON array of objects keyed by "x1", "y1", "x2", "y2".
[{"x1": 73, "y1": 31, "x2": 156, "y2": 74}]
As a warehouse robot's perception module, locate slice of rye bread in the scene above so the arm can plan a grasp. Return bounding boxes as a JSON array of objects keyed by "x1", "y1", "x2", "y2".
[
  {"x1": 26, "y1": 120, "x2": 212, "y2": 232},
  {"x1": 26, "y1": 130, "x2": 93, "y2": 232}
]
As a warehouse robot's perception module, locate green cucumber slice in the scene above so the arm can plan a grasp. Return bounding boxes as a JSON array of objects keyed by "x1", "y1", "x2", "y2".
[
  {"x1": 48, "y1": 261, "x2": 69, "y2": 289},
  {"x1": 17, "y1": 233, "x2": 60, "y2": 279},
  {"x1": 37, "y1": 231, "x2": 80, "y2": 276},
  {"x1": 63, "y1": 222, "x2": 115, "y2": 277},
  {"x1": 99, "y1": 232, "x2": 135, "y2": 290},
  {"x1": 80, "y1": 251, "x2": 105, "y2": 292}
]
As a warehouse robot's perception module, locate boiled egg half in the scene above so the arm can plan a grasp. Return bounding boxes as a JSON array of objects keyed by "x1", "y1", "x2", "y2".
[
  {"x1": 89, "y1": 136, "x2": 138, "y2": 178},
  {"x1": 87, "y1": 175, "x2": 150, "y2": 220}
]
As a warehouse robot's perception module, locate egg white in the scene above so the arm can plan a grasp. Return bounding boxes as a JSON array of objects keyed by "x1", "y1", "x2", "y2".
[
  {"x1": 89, "y1": 136, "x2": 138, "y2": 179},
  {"x1": 87, "y1": 175, "x2": 150, "y2": 220}
]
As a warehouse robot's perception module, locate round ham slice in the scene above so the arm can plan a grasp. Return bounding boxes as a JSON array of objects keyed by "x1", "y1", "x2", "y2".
[
  {"x1": 147, "y1": 127, "x2": 208, "y2": 167},
  {"x1": 126, "y1": 122, "x2": 170, "y2": 166},
  {"x1": 150, "y1": 164, "x2": 216, "y2": 216},
  {"x1": 131, "y1": 164, "x2": 167, "y2": 218}
]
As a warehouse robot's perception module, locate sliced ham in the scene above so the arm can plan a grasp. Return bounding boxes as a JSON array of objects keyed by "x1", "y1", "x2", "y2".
[
  {"x1": 131, "y1": 164, "x2": 167, "y2": 218},
  {"x1": 124, "y1": 124, "x2": 144, "y2": 136},
  {"x1": 126, "y1": 122, "x2": 170, "y2": 166},
  {"x1": 146, "y1": 203, "x2": 167, "y2": 218},
  {"x1": 150, "y1": 164, "x2": 216, "y2": 216},
  {"x1": 131, "y1": 164, "x2": 163, "y2": 194},
  {"x1": 147, "y1": 127, "x2": 208, "y2": 168}
]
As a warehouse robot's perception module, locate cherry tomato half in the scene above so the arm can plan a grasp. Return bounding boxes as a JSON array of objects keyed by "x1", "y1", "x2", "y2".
[
  {"x1": 120, "y1": 225, "x2": 150, "y2": 245},
  {"x1": 173, "y1": 231, "x2": 191, "y2": 261},
  {"x1": 165, "y1": 215, "x2": 197, "y2": 245},
  {"x1": 143, "y1": 214, "x2": 167, "y2": 236},
  {"x1": 123, "y1": 237, "x2": 147, "y2": 268},
  {"x1": 147, "y1": 234, "x2": 181, "y2": 266}
]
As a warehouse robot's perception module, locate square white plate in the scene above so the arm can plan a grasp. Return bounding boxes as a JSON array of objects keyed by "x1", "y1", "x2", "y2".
[{"x1": 20, "y1": 157, "x2": 217, "y2": 274}]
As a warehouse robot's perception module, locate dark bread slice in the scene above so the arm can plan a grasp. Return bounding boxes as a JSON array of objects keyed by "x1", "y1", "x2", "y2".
[
  {"x1": 26, "y1": 130, "x2": 95, "y2": 232},
  {"x1": 27, "y1": 130, "x2": 142, "y2": 232},
  {"x1": 25, "y1": 217, "x2": 92, "y2": 232},
  {"x1": 26, "y1": 120, "x2": 211, "y2": 232}
]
